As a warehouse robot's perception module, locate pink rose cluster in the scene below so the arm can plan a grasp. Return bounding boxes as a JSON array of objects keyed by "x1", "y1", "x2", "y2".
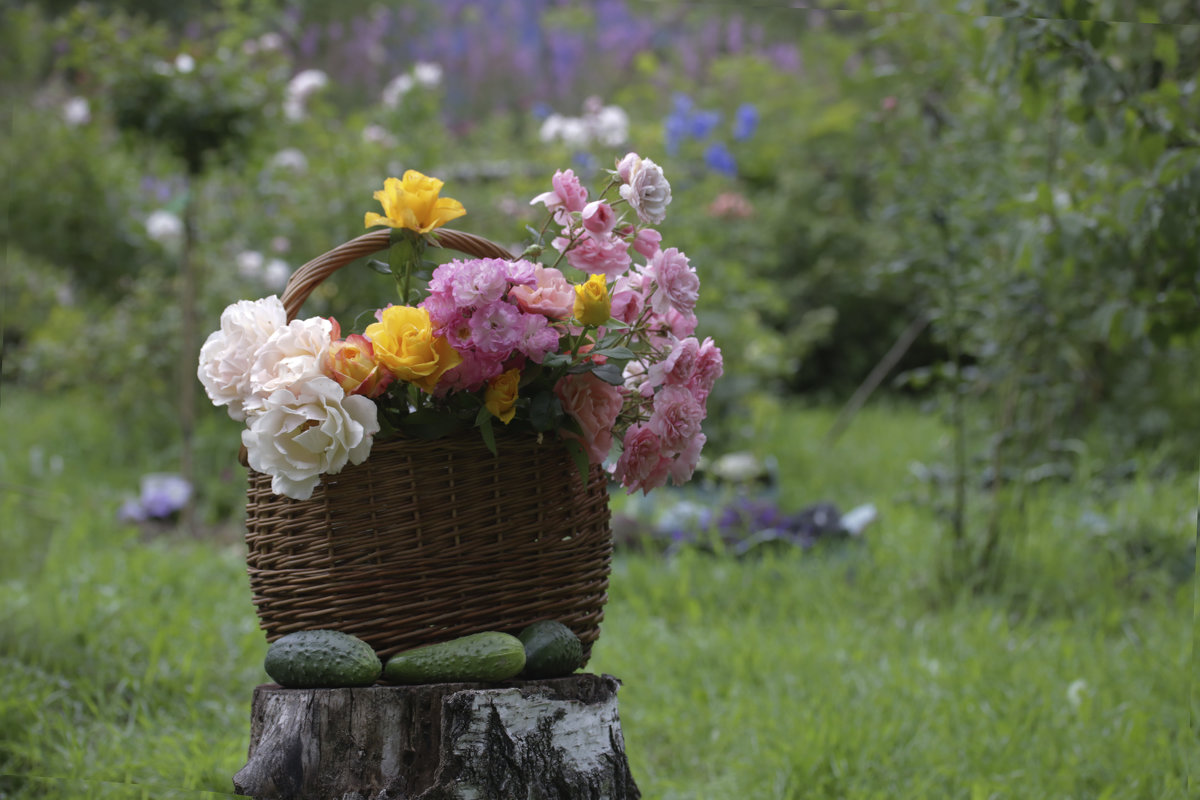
[
  {"x1": 421, "y1": 257, "x2": 564, "y2": 392},
  {"x1": 613, "y1": 335, "x2": 723, "y2": 494},
  {"x1": 527, "y1": 152, "x2": 724, "y2": 494}
]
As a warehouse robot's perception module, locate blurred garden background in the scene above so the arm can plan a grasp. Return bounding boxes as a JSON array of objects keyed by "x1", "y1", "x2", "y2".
[{"x1": 2, "y1": 0, "x2": 1198, "y2": 797}]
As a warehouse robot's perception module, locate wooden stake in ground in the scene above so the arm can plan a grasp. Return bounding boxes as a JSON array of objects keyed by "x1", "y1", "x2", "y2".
[{"x1": 233, "y1": 673, "x2": 640, "y2": 800}]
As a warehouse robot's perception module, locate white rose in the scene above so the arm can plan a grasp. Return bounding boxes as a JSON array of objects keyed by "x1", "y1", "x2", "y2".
[
  {"x1": 244, "y1": 316, "x2": 333, "y2": 417},
  {"x1": 197, "y1": 296, "x2": 288, "y2": 421},
  {"x1": 241, "y1": 376, "x2": 380, "y2": 501},
  {"x1": 618, "y1": 156, "x2": 672, "y2": 225}
]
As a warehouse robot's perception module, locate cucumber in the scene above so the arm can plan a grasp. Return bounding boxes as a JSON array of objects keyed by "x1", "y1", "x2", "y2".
[
  {"x1": 383, "y1": 631, "x2": 526, "y2": 684},
  {"x1": 518, "y1": 620, "x2": 583, "y2": 679},
  {"x1": 264, "y1": 629, "x2": 381, "y2": 688}
]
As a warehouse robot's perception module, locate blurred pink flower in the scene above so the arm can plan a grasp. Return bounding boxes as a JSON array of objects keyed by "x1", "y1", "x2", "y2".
[{"x1": 706, "y1": 192, "x2": 755, "y2": 220}]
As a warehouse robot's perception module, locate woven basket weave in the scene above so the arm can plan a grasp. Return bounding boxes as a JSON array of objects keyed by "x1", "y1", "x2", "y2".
[{"x1": 242, "y1": 228, "x2": 613, "y2": 663}]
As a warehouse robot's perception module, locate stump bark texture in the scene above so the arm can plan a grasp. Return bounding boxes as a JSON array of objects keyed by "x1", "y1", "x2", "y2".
[{"x1": 233, "y1": 673, "x2": 639, "y2": 800}]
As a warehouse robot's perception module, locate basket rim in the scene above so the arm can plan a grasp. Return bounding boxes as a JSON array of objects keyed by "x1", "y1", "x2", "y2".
[{"x1": 280, "y1": 227, "x2": 514, "y2": 322}]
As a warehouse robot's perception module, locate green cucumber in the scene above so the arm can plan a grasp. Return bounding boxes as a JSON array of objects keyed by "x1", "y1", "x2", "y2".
[
  {"x1": 383, "y1": 631, "x2": 526, "y2": 684},
  {"x1": 518, "y1": 620, "x2": 583, "y2": 679},
  {"x1": 264, "y1": 629, "x2": 381, "y2": 688}
]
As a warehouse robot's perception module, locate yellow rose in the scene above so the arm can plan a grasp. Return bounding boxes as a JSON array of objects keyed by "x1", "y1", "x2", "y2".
[
  {"x1": 363, "y1": 170, "x2": 466, "y2": 234},
  {"x1": 363, "y1": 305, "x2": 462, "y2": 393},
  {"x1": 484, "y1": 368, "x2": 521, "y2": 425},
  {"x1": 573, "y1": 274, "x2": 611, "y2": 327}
]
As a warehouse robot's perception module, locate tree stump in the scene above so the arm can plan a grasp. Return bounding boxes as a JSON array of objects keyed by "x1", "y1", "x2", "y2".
[{"x1": 232, "y1": 673, "x2": 640, "y2": 800}]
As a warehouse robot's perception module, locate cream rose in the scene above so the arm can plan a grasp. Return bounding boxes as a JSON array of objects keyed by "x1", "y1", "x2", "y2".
[
  {"x1": 618, "y1": 156, "x2": 672, "y2": 225},
  {"x1": 241, "y1": 376, "x2": 380, "y2": 500},
  {"x1": 197, "y1": 296, "x2": 288, "y2": 421},
  {"x1": 243, "y1": 316, "x2": 335, "y2": 417}
]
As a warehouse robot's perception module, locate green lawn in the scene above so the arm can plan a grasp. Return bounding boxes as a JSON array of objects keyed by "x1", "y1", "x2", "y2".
[{"x1": 0, "y1": 389, "x2": 1193, "y2": 798}]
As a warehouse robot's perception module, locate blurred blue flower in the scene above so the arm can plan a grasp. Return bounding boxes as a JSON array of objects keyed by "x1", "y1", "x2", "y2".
[
  {"x1": 672, "y1": 93, "x2": 694, "y2": 115},
  {"x1": 687, "y1": 109, "x2": 721, "y2": 140},
  {"x1": 531, "y1": 101, "x2": 552, "y2": 120},
  {"x1": 704, "y1": 141, "x2": 738, "y2": 177},
  {"x1": 733, "y1": 103, "x2": 759, "y2": 141},
  {"x1": 664, "y1": 112, "x2": 689, "y2": 155},
  {"x1": 572, "y1": 151, "x2": 598, "y2": 173}
]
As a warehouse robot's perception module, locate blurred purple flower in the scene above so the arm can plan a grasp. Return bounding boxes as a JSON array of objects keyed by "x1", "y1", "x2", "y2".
[{"x1": 118, "y1": 473, "x2": 192, "y2": 523}]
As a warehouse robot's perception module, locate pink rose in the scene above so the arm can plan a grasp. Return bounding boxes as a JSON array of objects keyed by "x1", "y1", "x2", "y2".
[
  {"x1": 648, "y1": 385, "x2": 704, "y2": 455},
  {"x1": 555, "y1": 372, "x2": 624, "y2": 465},
  {"x1": 669, "y1": 432, "x2": 706, "y2": 486},
  {"x1": 435, "y1": 351, "x2": 505, "y2": 395},
  {"x1": 530, "y1": 168, "x2": 588, "y2": 223},
  {"x1": 648, "y1": 336, "x2": 700, "y2": 388},
  {"x1": 556, "y1": 233, "x2": 632, "y2": 279},
  {"x1": 612, "y1": 422, "x2": 671, "y2": 495},
  {"x1": 690, "y1": 337, "x2": 724, "y2": 405},
  {"x1": 615, "y1": 152, "x2": 640, "y2": 183},
  {"x1": 631, "y1": 227, "x2": 662, "y2": 259},
  {"x1": 508, "y1": 265, "x2": 575, "y2": 320},
  {"x1": 582, "y1": 201, "x2": 616, "y2": 237},
  {"x1": 609, "y1": 281, "x2": 644, "y2": 326},
  {"x1": 646, "y1": 247, "x2": 699, "y2": 316}
]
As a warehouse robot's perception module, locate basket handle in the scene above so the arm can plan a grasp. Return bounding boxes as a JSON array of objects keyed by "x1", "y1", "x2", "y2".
[{"x1": 279, "y1": 228, "x2": 515, "y2": 322}]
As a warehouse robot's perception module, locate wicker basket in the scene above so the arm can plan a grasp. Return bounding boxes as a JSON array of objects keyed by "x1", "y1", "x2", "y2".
[{"x1": 242, "y1": 228, "x2": 613, "y2": 663}]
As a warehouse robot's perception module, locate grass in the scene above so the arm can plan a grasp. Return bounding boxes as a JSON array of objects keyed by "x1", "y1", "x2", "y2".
[{"x1": 0, "y1": 388, "x2": 1194, "y2": 798}]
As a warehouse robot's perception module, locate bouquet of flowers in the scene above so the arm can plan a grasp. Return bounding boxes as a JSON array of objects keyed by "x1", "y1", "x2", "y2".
[{"x1": 198, "y1": 153, "x2": 723, "y2": 501}]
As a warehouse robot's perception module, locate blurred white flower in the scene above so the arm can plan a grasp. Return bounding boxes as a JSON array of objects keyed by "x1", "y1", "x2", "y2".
[
  {"x1": 284, "y1": 69, "x2": 329, "y2": 121},
  {"x1": 145, "y1": 210, "x2": 184, "y2": 244},
  {"x1": 412, "y1": 61, "x2": 443, "y2": 88},
  {"x1": 174, "y1": 53, "x2": 195, "y2": 74},
  {"x1": 258, "y1": 32, "x2": 284, "y2": 52},
  {"x1": 263, "y1": 258, "x2": 291, "y2": 291},
  {"x1": 362, "y1": 124, "x2": 396, "y2": 146},
  {"x1": 1066, "y1": 679, "x2": 1088, "y2": 709},
  {"x1": 61, "y1": 97, "x2": 90, "y2": 126},
  {"x1": 270, "y1": 236, "x2": 291, "y2": 253},
  {"x1": 538, "y1": 113, "x2": 566, "y2": 143},
  {"x1": 539, "y1": 114, "x2": 590, "y2": 149},
  {"x1": 288, "y1": 69, "x2": 329, "y2": 97},
  {"x1": 381, "y1": 73, "x2": 415, "y2": 108},
  {"x1": 236, "y1": 250, "x2": 265, "y2": 280},
  {"x1": 270, "y1": 148, "x2": 309, "y2": 173},
  {"x1": 538, "y1": 100, "x2": 630, "y2": 148},
  {"x1": 592, "y1": 105, "x2": 630, "y2": 147}
]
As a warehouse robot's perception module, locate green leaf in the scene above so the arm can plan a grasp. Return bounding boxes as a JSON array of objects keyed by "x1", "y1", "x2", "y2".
[
  {"x1": 592, "y1": 345, "x2": 636, "y2": 361},
  {"x1": 478, "y1": 415, "x2": 498, "y2": 457},
  {"x1": 529, "y1": 391, "x2": 564, "y2": 432},
  {"x1": 474, "y1": 404, "x2": 493, "y2": 426},
  {"x1": 563, "y1": 438, "x2": 591, "y2": 489},
  {"x1": 590, "y1": 362, "x2": 626, "y2": 386},
  {"x1": 367, "y1": 259, "x2": 391, "y2": 275},
  {"x1": 541, "y1": 352, "x2": 573, "y2": 368}
]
